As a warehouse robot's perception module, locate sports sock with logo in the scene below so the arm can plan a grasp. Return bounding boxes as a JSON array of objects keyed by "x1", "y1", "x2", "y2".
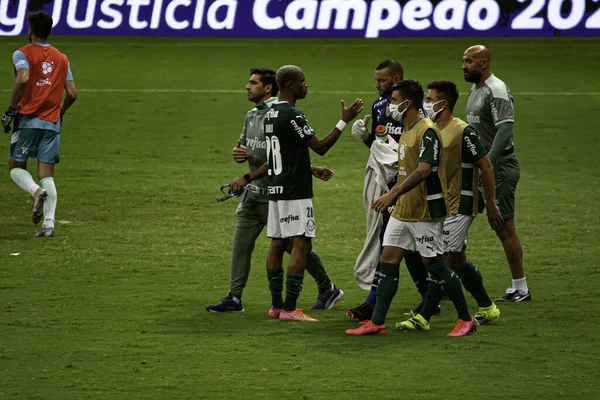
[
  {"x1": 283, "y1": 273, "x2": 304, "y2": 311},
  {"x1": 405, "y1": 251, "x2": 429, "y2": 295},
  {"x1": 425, "y1": 258, "x2": 471, "y2": 321},
  {"x1": 454, "y1": 260, "x2": 492, "y2": 308},
  {"x1": 40, "y1": 177, "x2": 57, "y2": 229},
  {"x1": 10, "y1": 168, "x2": 40, "y2": 196},
  {"x1": 371, "y1": 262, "x2": 399, "y2": 325},
  {"x1": 266, "y1": 267, "x2": 284, "y2": 309}
]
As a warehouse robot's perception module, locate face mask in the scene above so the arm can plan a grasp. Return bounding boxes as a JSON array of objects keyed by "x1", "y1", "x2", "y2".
[
  {"x1": 389, "y1": 100, "x2": 409, "y2": 122},
  {"x1": 423, "y1": 100, "x2": 445, "y2": 121}
]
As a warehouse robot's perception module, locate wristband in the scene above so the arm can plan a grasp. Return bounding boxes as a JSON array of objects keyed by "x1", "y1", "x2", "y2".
[
  {"x1": 243, "y1": 173, "x2": 252, "y2": 183},
  {"x1": 335, "y1": 120, "x2": 347, "y2": 132}
]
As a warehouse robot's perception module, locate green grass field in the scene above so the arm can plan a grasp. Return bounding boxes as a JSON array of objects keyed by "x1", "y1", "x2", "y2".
[{"x1": 0, "y1": 37, "x2": 599, "y2": 399}]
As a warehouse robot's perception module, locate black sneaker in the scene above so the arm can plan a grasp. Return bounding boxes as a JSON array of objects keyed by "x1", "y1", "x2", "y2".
[
  {"x1": 346, "y1": 302, "x2": 374, "y2": 322},
  {"x1": 206, "y1": 294, "x2": 244, "y2": 312},
  {"x1": 403, "y1": 301, "x2": 441, "y2": 316},
  {"x1": 311, "y1": 284, "x2": 344, "y2": 309},
  {"x1": 494, "y1": 288, "x2": 532, "y2": 302}
]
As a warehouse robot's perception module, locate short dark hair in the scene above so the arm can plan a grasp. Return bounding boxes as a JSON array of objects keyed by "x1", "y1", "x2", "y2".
[
  {"x1": 376, "y1": 59, "x2": 404, "y2": 80},
  {"x1": 391, "y1": 80, "x2": 423, "y2": 109},
  {"x1": 427, "y1": 80, "x2": 459, "y2": 111},
  {"x1": 250, "y1": 68, "x2": 279, "y2": 97},
  {"x1": 28, "y1": 11, "x2": 53, "y2": 40}
]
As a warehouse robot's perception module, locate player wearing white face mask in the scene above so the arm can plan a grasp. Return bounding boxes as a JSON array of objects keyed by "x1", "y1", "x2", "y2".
[
  {"x1": 347, "y1": 80, "x2": 475, "y2": 337},
  {"x1": 346, "y1": 61, "x2": 433, "y2": 323},
  {"x1": 396, "y1": 80, "x2": 504, "y2": 330}
]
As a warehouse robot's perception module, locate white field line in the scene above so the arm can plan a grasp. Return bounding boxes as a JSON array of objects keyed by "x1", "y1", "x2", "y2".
[{"x1": 0, "y1": 88, "x2": 598, "y2": 95}]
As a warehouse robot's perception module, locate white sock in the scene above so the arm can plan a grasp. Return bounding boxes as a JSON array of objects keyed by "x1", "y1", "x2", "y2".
[
  {"x1": 512, "y1": 277, "x2": 528, "y2": 295},
  {"x1": 40, "y1": 177, "x2": 57, "y2": 225},
  {"x1": 10, "y1": 168, "x2": 39, "y2": 197}
]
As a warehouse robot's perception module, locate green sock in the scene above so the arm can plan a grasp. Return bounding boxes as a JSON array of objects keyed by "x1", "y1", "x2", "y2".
[
  {"x1": 284, "y1": 273, "x2": 304, "y2": 311},
  {"x1": 371, "y1": 262, "x2": 400, "y2": 325},
  {"x1": 419, "y1": 279, "x2": 444, "y2": 321},
  {"x1": 425, "y1": 258, "x2": 471, "y2": 321},
  {"x1": 266, "y1": 267, "x2": 284, "y2": 309},
  {"x1": 455, "y1": 260, "x2": 493, "y2": 308}
]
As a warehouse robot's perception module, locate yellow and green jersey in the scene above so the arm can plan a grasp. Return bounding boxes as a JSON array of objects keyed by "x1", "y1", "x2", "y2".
[
  {"x1": 439, "y1": 118, "x2": 488, "y2": 216},
  {"x1": 392, "y1": 118, "x2": 447, "y2": 222}
]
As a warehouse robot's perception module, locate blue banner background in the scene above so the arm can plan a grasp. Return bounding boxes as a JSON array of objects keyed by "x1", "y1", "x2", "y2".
[{"x1": 1, "y1": 0, "x2": 599, "y2": 37}]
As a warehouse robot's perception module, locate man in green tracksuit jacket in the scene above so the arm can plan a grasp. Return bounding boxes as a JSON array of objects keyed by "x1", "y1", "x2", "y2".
[{"x1": 206, "y1": 68, "x2": 344, "y2": 313}]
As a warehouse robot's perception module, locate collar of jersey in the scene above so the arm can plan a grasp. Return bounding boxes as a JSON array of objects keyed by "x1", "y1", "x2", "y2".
[
  {"x1": 34, "y1": 42, "x2": 50, "y2": 46},
  {"x1": 256, "y1": 97, "x2": 277, "y2": 110}
]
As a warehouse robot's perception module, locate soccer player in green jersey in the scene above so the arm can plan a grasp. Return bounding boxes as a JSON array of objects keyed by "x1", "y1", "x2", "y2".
[
  {"x1": 206, "y1": 68, "x2": 343, "y2": 313},
  {"x1": 462, "y1": 45, "x2": 531, "y2": 302},
  {"x1": 261, "y1": 65, "x2": 363, "y2": 322},
  {"x1": 346, "y1": 80, "x2": 476, "y2": 337},
  {"x1": 396, "y1": 80, "x2": 503, "y2": 330}
]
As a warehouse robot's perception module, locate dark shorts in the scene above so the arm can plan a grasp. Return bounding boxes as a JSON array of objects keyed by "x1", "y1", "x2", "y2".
[
  {"x1": 494, "y1": 154, "x2": 520, "y2": 220},
  {"x1": 9, "y1": 128, "x2": 60, "y2": 164}
]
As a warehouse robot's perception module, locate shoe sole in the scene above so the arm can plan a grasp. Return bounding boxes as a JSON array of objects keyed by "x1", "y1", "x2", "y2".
[
  {"x1": 206, "y1": 308, "x2": 245, "y2": 313},
  {"x1": 325, "y1": 289, "x2": 344, "y2": 309},
  {"x1": 32, "y1": 191, "x2": 47, "y2": 225},
  {"x1": 345, "y1": 310, "x2": 370, "y2": 322},
  {"x1": 494, "y1": 295, "x2": 531, "y2": 303},
  {"x1": 346, "y1": 328, "x2": 386, "y2": 336},
  {"x1": 280, "y1": 316, "x2": 319, "y2": 322}
]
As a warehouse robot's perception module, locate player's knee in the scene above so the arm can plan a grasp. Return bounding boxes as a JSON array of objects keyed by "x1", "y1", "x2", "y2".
[
  {"x1": 446, "y1": 252, "x2": 466, "y2": 268},
  {"x1": 293, "y1": 236, "x2": 312, "y2": 253},
  {"x1": 380, "y1": 246, "x2": 402, "y2": 264}
]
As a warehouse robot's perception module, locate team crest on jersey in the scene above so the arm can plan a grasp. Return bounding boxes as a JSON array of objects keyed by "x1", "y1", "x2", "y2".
[
  {"x1": 475, "y1": 96, "x2": 483, "y2": 108},
  {"x1": 41, "y1": 61, "x2": 54, "y2": 75},
  {"x1": 399, "y1": 143, "x2": 406, "y2": 160},
  {"x1": 306, "y1": 220, "x2": 315, "y2": 233}
]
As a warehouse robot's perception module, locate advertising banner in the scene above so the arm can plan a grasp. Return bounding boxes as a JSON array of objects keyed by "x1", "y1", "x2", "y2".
[{"x1": 1, "y1": 0, "x2": 600, "y2": 37}]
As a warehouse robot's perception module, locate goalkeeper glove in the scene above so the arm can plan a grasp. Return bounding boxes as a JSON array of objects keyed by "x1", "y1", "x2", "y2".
[
  {"x1": 2, "y1": 106, "x2": 17, "y2": 134},
  {"x1": 351, "y1": 114, "x2": 371, "y2": 141}
]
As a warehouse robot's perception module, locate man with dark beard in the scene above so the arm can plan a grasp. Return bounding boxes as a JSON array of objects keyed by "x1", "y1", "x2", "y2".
[
  {"x1": 462, "y1": 45, "x2": 531, "y2": 302},
  {"x1": 346, "y1": 60, "x2": 433, "y2": 322}
]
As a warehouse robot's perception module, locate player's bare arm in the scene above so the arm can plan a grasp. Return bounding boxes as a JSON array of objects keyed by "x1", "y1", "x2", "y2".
[
  {"x1": 372, "y1": 162, "x2": 432, "y2": 213},
  {"x1": 61, "y1": 80, "x2": 77, "y2": 117},
  {"x1": 1, "y1": 68, "x2": 29, "y2": 133},
  {"x1": 475, "y1": 155, "x2": 504, "y2": 230},
  {"x1": 307, "y1": 98, "x2": 364, "y2": 156},
  {"x1": 10, "y1": 68, "x2": 29, "y2": 109},
  {"x1": 311, "y1": 166, "x2": 334, "y2": 181},
  {"x1": 232, "y1": 139, "x2": 248, "y2": 163}
]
